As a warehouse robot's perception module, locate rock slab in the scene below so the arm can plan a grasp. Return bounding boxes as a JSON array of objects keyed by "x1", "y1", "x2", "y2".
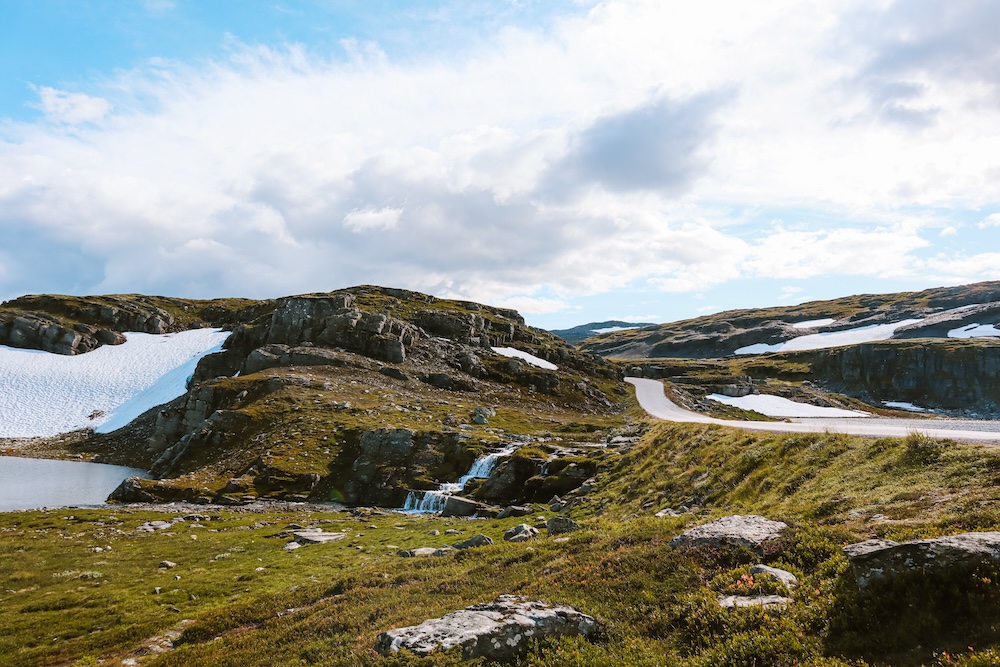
[
  {"x1": 375, "y1": 595, "x2": 597, "y2": 660},
  {"x1": 843, "y1": 532, "x2": 1000, "y2": 587},
  {"x1": 669, "y1": 515, "x2": 787, "y2": 553}
]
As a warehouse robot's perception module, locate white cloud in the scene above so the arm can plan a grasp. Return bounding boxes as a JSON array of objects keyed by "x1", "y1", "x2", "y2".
[
  {"x1": 980, "y1": 213, "x2": 1000, "y2": 229},
  {"x1": 342, "y1": 207, "x2": 403, "y2": 233},
  {"x1": 30, "y1": 86, "x2": 112, "y2": 125},
  {"x1": 2, "y1": 0, "x2": 1000, "y2": 312}
]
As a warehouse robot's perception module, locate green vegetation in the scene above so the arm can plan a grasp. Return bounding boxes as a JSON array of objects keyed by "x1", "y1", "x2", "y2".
[{"x1": 4, "y1": 420, "x2": 1000, "y2": 665}]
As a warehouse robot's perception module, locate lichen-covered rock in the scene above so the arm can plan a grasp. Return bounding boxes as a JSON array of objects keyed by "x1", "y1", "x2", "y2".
[
  {"x1": 669, "y1": 515, "x2": 788, "y2": 553},
  {"x1": 750, "y1": 564, "x2": 798, "y2": 590},
  {"x1": 504, "y1": 523, "x2": 539, "y2": 542},
  {"x1": 452, "y1": 534, "x2": 494, "y2": 549},
  {"x1": 546, "y1": 516, "x2": 581, "y2": 535},
  {"x1": 374, "y1": 595, "x2": 597, "y2": 660},
  {"x1": 717, "y1": 594, "x2": 792, "y2": 609},
  {"x1": 843, "y1": 532, "x2": 1000, "y2": 587}
]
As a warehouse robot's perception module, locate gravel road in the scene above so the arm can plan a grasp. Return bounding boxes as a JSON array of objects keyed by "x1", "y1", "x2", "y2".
[{"x1": 626, "y1": 377, "x2": 1000, "y2": 444}]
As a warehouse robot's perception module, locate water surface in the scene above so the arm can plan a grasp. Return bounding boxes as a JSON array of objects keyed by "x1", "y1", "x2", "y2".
[{"x1": 0, "y1": 456, "x2": 146, "y2": 511}]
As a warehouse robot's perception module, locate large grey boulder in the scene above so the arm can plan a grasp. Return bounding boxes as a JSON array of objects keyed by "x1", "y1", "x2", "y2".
[
  {"x1": 453, "y1": 534, "x2": 494, "y2": 550},
  {"x1": 374, "y1": 595, "x2": 597, "y2": 660},
  {"x1": 843, "y1": 532, "x2": 1000, "y2": 587},
  {"x1": 546, "y1": 516, "x2": 581, "y2": 535},
  {"x1": 669, "y1": 515, "x2": 788, "y2": 554}
]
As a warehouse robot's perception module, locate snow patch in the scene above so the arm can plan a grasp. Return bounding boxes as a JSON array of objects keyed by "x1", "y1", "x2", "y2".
[
  {"x1": 491, "y1": 347, "x2": 558, "y2": 370},
  {"x1": 883, "y1": 401, "x2": 929, "y2": 413},
  {"x1": 0, "y1": 329, "x2": 229, "y2": 438},
  {"x1": 709, "y1": 394, "x2": 869, "y2": 418},
  {"x1": 591, "y1": 326, "x2": 640, "y2": 334},
  {"x1": 736, "y1": 319, "x2": 923, "y2": 355},
  {"x1": 791, "y1": 318, "x2": 836, "y2": 329},
  {"x1": 948, "y1": 323, "x2": 1000, "y2": 338}
]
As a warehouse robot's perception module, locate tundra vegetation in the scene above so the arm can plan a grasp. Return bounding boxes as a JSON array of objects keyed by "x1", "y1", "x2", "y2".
[{"x1": 2, "y1": 286, "x2": 1000, "y2": 665}]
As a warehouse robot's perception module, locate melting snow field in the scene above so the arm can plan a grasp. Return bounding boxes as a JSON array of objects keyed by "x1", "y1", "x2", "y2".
[
  {"x1": 791, "y1": 318, "x2": 836, "y2": 329},
  {"x1": 735, "y1": 319, "x2": 923, "y2": 355},
  {"x1": 491, "y1": 347, "x2": 558, "y2": 370},
  {"x1": 709, "y1": 394, "x2": 869, "y2": 418},
  {"x1": 0, "y1": 329, "x2": 229, "y2": 439},
  {"x1": 949, "y1": 323, "x2": 1000, "y2": 338},
  {"x1": 884, "y1": 401, "x2": 930, "y2": 413}
]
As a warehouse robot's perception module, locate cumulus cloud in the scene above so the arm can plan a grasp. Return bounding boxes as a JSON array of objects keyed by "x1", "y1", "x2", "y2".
[
  {"x1": 29, "y1": 87, "x2": 112, "y2": 125},
  {"x1": 1, "y1": 0, "x2": 999, "y2": 315}
]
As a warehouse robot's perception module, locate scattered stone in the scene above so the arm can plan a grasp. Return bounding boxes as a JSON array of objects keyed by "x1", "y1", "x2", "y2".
[
  {"x1": 869, "y1": 514, "x2": 889, "y2": 522},
  {"x1": 374, "y1": 595, "x2": 597, "y2": 660},
  {"x1": 399, "y1": 546, "x2": 457, "y2": 558},
  {"x1": 843, "y1": 532, "x2": 1000, "y2": 587},
  {"x1": 750, "y1": 564, "x2": 798, "y2": 590},
  {"x1": 283, "y1": 542, "x2": 302, "y2": 551},
  {"x1": 158, "y1": 561, "x2": 178, "y2": 570},
  {"x1": 546, "y1": 516, "x2": 581, "y2": 535},
  {"x1": 445, "y1": 529, "x2": 462, "y2": 535},
  {"x1": 669, "y1": 515, "x2": 788, "y2": 554},
  {"x1": 497, "y1": 505, "x2": 533, "y2": 519},
  {"x1": 292, "y1": 529, "x2": 347, "y2": 545},
  {"x1": 428, "y1": 529, "x2": 441, "y2": 536},
  {"x1": 453, "y1": 534, "x2": 494, "y2": 549},
  {"x1": 504, "y1": 524, "x2": 539, "y2": 543},
  {"x1": 380, "y1": 366, "x2": 409, "y2": 381},
  {"x1": 655, "y1": 508, "x2": 680, "y2": 518},
  {"x1": 717, "y1": 595, "x2": 792, "y2": 609}
]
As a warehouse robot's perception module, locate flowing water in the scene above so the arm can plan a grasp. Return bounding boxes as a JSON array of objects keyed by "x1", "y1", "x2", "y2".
[
  {"x1": 0, "y1": 456, "x2": 147, "y2": 511},
  {"x1": 402, "y1": 444, "x2": 516, "y2": 513}
]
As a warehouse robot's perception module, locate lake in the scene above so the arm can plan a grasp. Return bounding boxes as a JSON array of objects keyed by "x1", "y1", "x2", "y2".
[{"x1": 0, "y1": 455, "x2": 147, "y2": 511}]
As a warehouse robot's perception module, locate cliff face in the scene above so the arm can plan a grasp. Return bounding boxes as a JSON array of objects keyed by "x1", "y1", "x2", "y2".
[{"x1": 807, "y1": 340, "x2": 1000, "y2": 417}]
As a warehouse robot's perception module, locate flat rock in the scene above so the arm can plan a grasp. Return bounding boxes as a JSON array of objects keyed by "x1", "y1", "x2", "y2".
[
  {"x1": 292, "y1": 529, "x2": 347, "y2": 545},
  {"x1": 504, "y1": 524, "x2": 539, "y2": 543},
  {"x1": 374, "y1": 595, "x2": 597, "y2": 660},
  {"x1": 843, "y1": 532, "x2": 1000, "y2": 587},
  {"x1": 453, "y1": 534, "x2": 494, "y2": 549},
  {"x1": 717, "y1": 595, "x2": 792, "y2": 609},
  {"x1": 669, "y1": 515, "x2": 787, "y2": 553}
]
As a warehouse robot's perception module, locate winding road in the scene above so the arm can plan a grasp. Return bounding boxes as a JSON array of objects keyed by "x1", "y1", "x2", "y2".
[{"x1": 626, "y1": 377, "x2": 1000, "y2": 444}]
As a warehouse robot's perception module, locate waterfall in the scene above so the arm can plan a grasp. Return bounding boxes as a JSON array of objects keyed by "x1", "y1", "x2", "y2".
[{"x1": 401, "y1": 444, "x2": 516, "y2": 513}]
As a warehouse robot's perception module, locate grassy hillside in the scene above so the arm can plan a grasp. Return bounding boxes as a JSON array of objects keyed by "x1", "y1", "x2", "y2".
[{"x1": 4, "y1": 417, "x2": 1000, "y2": 666}]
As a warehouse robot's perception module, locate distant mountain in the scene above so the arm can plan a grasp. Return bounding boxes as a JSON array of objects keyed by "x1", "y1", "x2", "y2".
[
  {"x1": 549, "y1": 320, "x2": 656, "y2": 345},
  {"x1": 579, "y1": 281, "x2": 1000, "y2": 359}
]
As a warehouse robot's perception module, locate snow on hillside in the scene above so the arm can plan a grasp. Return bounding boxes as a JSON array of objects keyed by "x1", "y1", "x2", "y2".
[
  {"x1": 491, "y1": 347, "x2": 558, "y2": 370},
  {"x1": 709, "y1": 394, "x2": 869, "y2": 418},
  {"x1": 791, "y1": 318, "x2": 836, "y2": 329},
  {"x1": 735, "y1": 319, "x2": 923, "y2": 355},
  {"x1": 0, "y1": 329, "x2": 229, "y2": 439},
  {"x1": 949, "y1": 323, "x2": 1000, "y2": 338},
  {"x1": 590, "y1": 325, "x2": 641, "y2": 334}
]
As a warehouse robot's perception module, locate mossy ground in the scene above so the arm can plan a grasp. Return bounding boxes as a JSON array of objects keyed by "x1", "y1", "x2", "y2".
[{"x1": 5, "y1": 416, "x2": 1000, "y2": 666}]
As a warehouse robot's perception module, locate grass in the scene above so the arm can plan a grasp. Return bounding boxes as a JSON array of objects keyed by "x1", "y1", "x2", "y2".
[{"x1": 5, "y1": 420, "x2": 1000, "y2": 665}]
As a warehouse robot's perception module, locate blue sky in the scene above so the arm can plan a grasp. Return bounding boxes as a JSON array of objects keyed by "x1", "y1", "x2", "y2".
[{"x1": 2, "y1": 1, "x2": 1000, "y2": 329}]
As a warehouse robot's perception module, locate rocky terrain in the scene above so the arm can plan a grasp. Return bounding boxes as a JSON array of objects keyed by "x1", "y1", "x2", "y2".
[
  {"x1": 6, "y1": 283, "x2": 1000, "y2": 666},
  {"x1": 583, "y1": 281, "x2": 1000, "y2": 418}
]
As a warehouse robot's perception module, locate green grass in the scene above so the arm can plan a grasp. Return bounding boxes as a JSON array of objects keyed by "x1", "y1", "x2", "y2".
[{"x1": 5, "y1": 421, "x2": 1000, "y2": 665}]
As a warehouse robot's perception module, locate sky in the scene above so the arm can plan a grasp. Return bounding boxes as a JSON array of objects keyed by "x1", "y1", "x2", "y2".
[{"x1": 2, "y1": 0, "x2": 1000, "y2": 330}]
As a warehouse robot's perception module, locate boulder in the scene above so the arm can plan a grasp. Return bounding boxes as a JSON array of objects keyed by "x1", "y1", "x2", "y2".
[
  {"x1": 399, "y1": 547, "x2": 456, "y2": 558},
  {"x1": 374, "y1": 595, "x2": 597, "y2": 660},
  {"x1": 441, "y1": 496, "x2": 484, "y2": 518},
  {"x1": 453, "y1": 534, "x2": 494, "y2": 549},
  {"x1": 669, "y1": 515, "x2": 788, "y2": 554},
  {"x1": 546, "y1": 516, "x2": 581, "y2": 535},
  {"x1": 750, "y1": 564, "x2": 798, "y2": 590},
  {"x1": 497, "y1": 505, "x2": 533, "y2": 519},
  {"x1": 292, "y1": 529, "x2": 347, "y2": 545},
  {"x1": 504, "y1": 524, "x2": 539, "y2": 543},
  {"x1": 843, "y1": 532, "x2": 1000, "y2": 587}
]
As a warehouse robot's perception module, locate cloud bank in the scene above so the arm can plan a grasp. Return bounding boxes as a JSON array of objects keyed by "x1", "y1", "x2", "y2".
[{"x1": 2, "y1": 0, "x2": 1000, "y2": 320}]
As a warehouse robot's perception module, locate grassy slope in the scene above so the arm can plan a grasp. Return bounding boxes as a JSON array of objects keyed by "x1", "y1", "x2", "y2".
[{"x1": 5, "y1": 408, "x2": 1000, "y2": 666}]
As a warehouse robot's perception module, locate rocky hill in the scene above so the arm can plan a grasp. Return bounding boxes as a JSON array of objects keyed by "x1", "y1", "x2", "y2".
[
  {"x1": 550, "y1": 320, "x2": 655, "y2": 345},
  {"x1": 581, "y1": 281, "x2": 1000, "y2": 418},
  {"x1": 580, "y1": 281, "x2": 1000, "y2": 359},
  {"x1": 5, "y1": 286, "x2": 628, "y2": 510}
]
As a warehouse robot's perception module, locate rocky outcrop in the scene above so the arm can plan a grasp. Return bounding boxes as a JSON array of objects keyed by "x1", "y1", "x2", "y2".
[
  {"x1": 0, "y1": 313, "x2": 127, "y2": 355},
  {"x1": 374, "y1": 595, "x2": 597, "y2": 660},
  {"x1": 843, "y1": 532, "x2": 1000, "y2": 587},
  {"x1": 669, "y1": 515, "x2": 788, "y2": 554},
  {"x1": 808, "y1": 340, "x2": 1000, "y2": 417}
]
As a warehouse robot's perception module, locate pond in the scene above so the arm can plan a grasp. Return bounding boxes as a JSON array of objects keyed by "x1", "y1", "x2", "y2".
[{"x1": 0, "y1": 456, "x2": 147, "y2": 511}]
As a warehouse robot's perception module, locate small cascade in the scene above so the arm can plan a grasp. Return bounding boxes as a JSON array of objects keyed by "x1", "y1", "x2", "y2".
[{"x1": 401, "y1": 444, "x2": 516, "y2": 513}]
